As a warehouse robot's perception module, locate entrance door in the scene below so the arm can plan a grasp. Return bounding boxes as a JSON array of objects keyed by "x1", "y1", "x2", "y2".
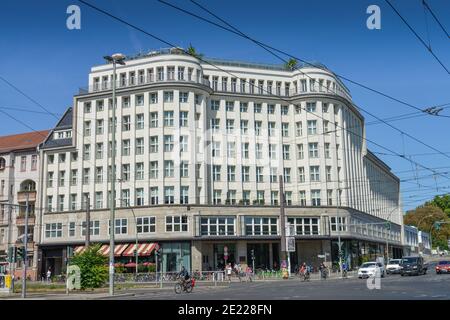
[{"x1": 165, "y1": 253, "x2": 177, "y2": 272}]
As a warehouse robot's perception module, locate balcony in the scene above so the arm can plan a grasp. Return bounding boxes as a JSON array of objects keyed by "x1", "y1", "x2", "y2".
[
  {"x1": 79, "y1": 72, "x2": 211, "y2": 95},
  {"x1": 17, "y1": 191, "x2": 36, "y2": 202}
]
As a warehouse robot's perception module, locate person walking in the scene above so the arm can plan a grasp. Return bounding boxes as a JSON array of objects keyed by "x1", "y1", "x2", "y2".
[
  {"x1": 46, "y1": 268, "x2": 52, "y2": 283},
  {"x1": 226, "y1": 263, "x2": 232, "y2": 282}
]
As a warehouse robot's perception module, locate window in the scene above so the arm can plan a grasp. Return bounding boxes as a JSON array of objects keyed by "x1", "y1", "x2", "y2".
[
  {"x1": 45, "y1": 223, "x2": 62, "y2": 238},
  {"x1": 122, "y1": 96, "x2": 130, "y2": 108},
  {"x1": 295, "y1": 122, "x2": 302, "y2": 136},
  {"x1": 323, "y1": 121, "x2": 329, "y2": 134},
  {"x1": 96, "y1": 100, "x2": 104, "y2": 112},
  {"x1": 281, "y1": 105, "x2": 289, "y2": 115},
  {"x1": 179, "y1": 92, "x2": 188, "y2": 103},
  {"x1": 282, "y1": 123, "x2": 289, "y2": 137},
  {"x1": 311, "y1": 190, "x2": 321, "y2": 206},
  {"x1": 325, "y1": 143, "x2": 331, "y2": 158},
  {"x1": 307, "y1": 120, "x2": 317, "y2": 135},
  {"x1": 68, "y1": 222, "x2": 76, "y2": 237},
  {"x1": 227, "y1": 166, "x2": 236, "y2": 182},
  {"x1": 211, "y1": 118, "x2": 220, "y2": 131},
  {"x1": 254, "y1": 121, "x2": 262, "y2": 135},
  {"x1": 150, "y1": 161, "x2": 158, "y2": 179},
  {"x1": 180, "y1": 186, "x2": 189, "y2": 204},
  {"x1": 212, "y1": 142, "x2": 220, "y2": 157},
  {"x1": 299, "y1": 191, "x2": 306, "y2": 206},
  {"x1": 166, "y1": 215, "x2": 188, "y2": 232},
  {"x1": 268, "y1": 104, "x2": 275, "y2": 114},
  {"x1": 164, "y1": 135, "x2": 174, "y2": 152},
  {"x1": 20, "y1": 156, "x2": 26, "y2": 171},
  {"x1": 164, "y1": 111, "x2": 174, "y2": 126},
  {"x1": 310, "y1": 166, "x2": 320, "y2": 182},
  {"x1": 326, "y1": 166, "x2": 332, "y2": 182},
  {"x1": 58, "y1": 170, "x2": 65, "y2": 186},
  {"x1": 283, "y1": 168, "x2": 291, "y2": 183},
  {"x1": 240, "y1": 102, "x2": 248, "y2": 112},
  {"x1": 270, "y1": 167, "x2": 278, "y2": 183},
  {"x1": 47, "y1": 196, "x2": 53, "y2": 212},
  {"x1": 268, "y1": 122, "x2": 276, "y2": 136},
  {"x1": 213, "y1": 165, "x2": 221, "y2": 181},
  {"x1": 83, "y1": 168, "x2": 90, "y2": 184},
  {"x1": 254, "y1": 103, "x2": 262, "y2": 113},
  {"x1": 211, "y1": 100, "x2": 220, "y2": 111},
  {"x1": 96, "y1": 119, "x2": 104, "y2": 135},
  {"x1": 150, "y1": 187, "x2": 159, "y2": 205},
  {"x1": 135, "y1": 188, "x2": 144, "y2": 206},
  {"x1": 47, "y1": 171, "x2": 54, "y2": 188},
  {"x1": 309, "y1": 142, "x2": 319, "y2": 158},
  {"x1": 150, "y1": 112, "x2": 158, "y2": 128},
  {"x1": 240, "y1": 120, "x2": 248, "y2": 133},
  {"x1": 306, "y1": 102, "x2": 316, "y2": 112},
  {"x1": 297, "y1": 144, "x2": 304, "y2": 159},
  {"x1": 163, "y1": 91, "x2": 174, "y2": 103},
  {"x1": 137, "y1": 216, "x2": 156, "y2": 233},
  {"x1": 167, "y1": 66, "x2": 175, "y2": 80},
  {"x1": 285, "y1": 191, "x2": 292, "y2": 205},
  {"x1": 226, "y1": 119, "x2": 234, "y2": 133},
  {"x1": 256, "y1": 191, "x2": 265, "y2": 204},
  {"x1": 48, "y1": 154, "x2": 54, "y2": 164},
  {"x1": 84, "y1": 102, "x2": 91, "y2": 113},
  {"x1": 164, "y1": 160, "x2": 174, "y2": 177},
  {"x1": 241, "y1": 166, "x2": 250, "y2": 182},
  {"x1": 269, "y1": 144, "x2": 277, "y2": 159},
  {"x1": 150, "y1": 92, "x2": 158, "y2": 104},
  {"x1": 122, "y1": 139, "x2": 130, "y2": 156},
  {"x1": 178, "y1": 67, "x2": 185, "y2": 80},
  {"x1": 180, "y1": 111, "x2": 188, "y2": 127},
  {"x1": 227, "y1": 142, "x2": 236, "y2": 157},
  {"x1": 256, "y1": 166, "x2": 264, "y2": 183},
  {"x1": 136, "y1": 114, "x2": 144, "y2": 129},
  {"x1": 245, "y1": 217, "x2": 278, "y2": 236},
  {"x1": 121, "y1": 189, "x2": 130, "y2": 207},
  {"x1": 82, "y1": 220, "x2": 100, "y2": 236},
  {"x1": 136, "y1": 162, "x2": 144, "y2": 180},
  {"x1": 213, "y1": 190, "x2": 222, "y2": 204},
  {"x1": 135, "y1": 94, "x2": 144, "y2": 106},
  {"x1": 180, "y1": 161, "x2": 189, "y2": 178},
  {"x1": 271, "y1": 191, "x2": 279, "y2": 205},
  {"x1": 330, "y1": 217, "x2": 347, "y2": 232},
  {"x1": 109, "y1": 218, "x2": 128, "y2": 235},
  {"x1": 31, "y1": 155, "x2": 37, "y2": 171},
  {"x1": 242, "y1": 143, "x2": 249, "y2": 159},
  {"x1": 201, "y1": 217, "x2": 235, "y2": 236},
  {"x1": 136, "y1": 138, "x2": 144, "y2": 155},
  {"x1": 58, "y1": 195, "x2": 64, "y2": 211},
  {"x1": 287, "y1": 217, "x2": 320, "y2": 235},
  {"x1": 95, "y1": 143, "x2": 103, "y2": 159},
  {"x1": 95, "y1": 191, "x2": 103, "y2": 209},
  {"x1": 327, "y1": 190, "x2": 333, "y2": 206},
  {"x1": 150, "y1": 136, "x2": 158, "y2": 153},
  {"x1": 283, "y1": 145, "x2": 290, "y2": 160},
  {"x1": 226, "y1": 101, "x2": 234, "y2": 111},
  {"x1": 83, "y1": 144, "x2": 91, "y2": 160}
]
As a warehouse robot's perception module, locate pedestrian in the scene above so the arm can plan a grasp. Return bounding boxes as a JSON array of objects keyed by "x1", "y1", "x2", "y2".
[
  {"x1": 226, "y1": 263, "x2": 232, "y2": 282},
  {"x1": 46, "y1": 268, "x2": 52, "y2": 283}
]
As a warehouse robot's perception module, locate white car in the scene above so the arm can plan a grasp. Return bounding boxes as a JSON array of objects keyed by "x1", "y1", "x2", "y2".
[
  {"x1": 386, "y1": 259, "x2": 402, "y2": 274},
  {"x1": 358, "y1": 262, "x2": 385, "y2": 279}
]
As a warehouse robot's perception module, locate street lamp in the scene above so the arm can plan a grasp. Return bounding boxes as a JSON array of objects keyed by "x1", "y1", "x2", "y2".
[{"x1": 104, "y1": 53, "x2": 126, "y2": 296}]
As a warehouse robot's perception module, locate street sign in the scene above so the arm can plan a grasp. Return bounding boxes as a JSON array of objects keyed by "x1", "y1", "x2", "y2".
[
  {"x1": 286, "y1": 237, "x2": 296, "y2": 252},
  {"x1": 286, "y1": 224, "x2": 295, "y2": 236}
]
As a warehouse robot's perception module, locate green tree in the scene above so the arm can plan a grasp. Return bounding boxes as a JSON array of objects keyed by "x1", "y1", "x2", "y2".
[
  {"x1": 404, "y1": 206, "x2": 450, "y2": 250},
  {"x1": 425, "y1": 194, "x2": 450, "y2": 217},
  {"x1": 69, "y1": 244, "x2": 108, "y2": 289},
  {"x1": 284, "y1": 58, "x2": 298, "y2": 71},
  {"x1": 187, "y1": 44, "x2": 203, "y2": 59}
]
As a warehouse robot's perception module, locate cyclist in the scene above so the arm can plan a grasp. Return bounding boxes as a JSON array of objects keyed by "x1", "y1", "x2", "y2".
[
  {"x1": 178, "y1": 266, "x2": 190, "y2": 289},
  {"x1": 319, "y1": 262, "x2": 328, "y2": 279},
  {"x1": 342, "y1": 261, "x2": 348, "y2": 278}
]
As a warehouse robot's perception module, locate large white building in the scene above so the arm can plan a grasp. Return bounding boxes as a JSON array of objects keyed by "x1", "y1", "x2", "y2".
[{"x1": 37, "y1": 48, "x2": 403, "y2": 277}]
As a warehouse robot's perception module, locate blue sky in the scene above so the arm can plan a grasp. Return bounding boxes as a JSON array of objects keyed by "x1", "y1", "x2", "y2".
[{"x1": 0, "y1": 0, "x2": 449, "y2": 210}]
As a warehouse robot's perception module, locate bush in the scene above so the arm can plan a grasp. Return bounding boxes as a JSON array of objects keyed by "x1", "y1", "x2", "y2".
[{"x1": 69, "y1": 244, "x2": 108, "y2": 289}]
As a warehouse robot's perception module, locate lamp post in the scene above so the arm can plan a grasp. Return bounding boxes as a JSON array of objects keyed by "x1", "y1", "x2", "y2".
[{"x1": 104, "y1": 53, "x2": 126, "y2": 296}]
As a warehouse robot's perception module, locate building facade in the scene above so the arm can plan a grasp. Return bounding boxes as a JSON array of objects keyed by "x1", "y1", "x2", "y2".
[
  {"x1": 418, "y1": 230, "x2": 431, "y2": 255},
  {"x1": 37, "y1": 48, "x2": 404, "y2": 276},
  {"x1": 403, "y1": 225, "x2": 419, "y2": 256},
  {"x1": 0, "y1": 130, "x2": 49, "y2": 279}
]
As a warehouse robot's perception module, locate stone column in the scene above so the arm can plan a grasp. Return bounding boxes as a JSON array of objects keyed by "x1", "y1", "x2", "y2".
[{"x1": 191, "y1": 240, "x2": 202, "y2": 272}]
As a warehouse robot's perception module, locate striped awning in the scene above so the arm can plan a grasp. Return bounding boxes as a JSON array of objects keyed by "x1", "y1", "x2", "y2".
[
  {"x1": 123, "y1": 243, "x2": 159, "y2": 257},
  {"x1": 74, "y1": 246, "x2": 86, "y2": 254},
  {"x1": 99, "y1": 244, "x2": 129, "y2": 257}
]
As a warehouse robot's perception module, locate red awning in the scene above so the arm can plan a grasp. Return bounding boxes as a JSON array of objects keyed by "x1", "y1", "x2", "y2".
[
  {"x1": 97, "y1": 244, "x2": 129, "y2": 257},
  {"x1": 74, "y1": 246, "x2": 86, "y2": 254},
  {"x1": 123, "y1": 243, "x2": 159, "y2": 257}
]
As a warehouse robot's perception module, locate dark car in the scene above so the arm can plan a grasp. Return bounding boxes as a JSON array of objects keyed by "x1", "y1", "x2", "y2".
[
  {"x1": 400, "y1": 256, "x2": 427, "y2": 276},
  {"x1": 435, "y1": 261, "x2": 450, "y2": 274}
]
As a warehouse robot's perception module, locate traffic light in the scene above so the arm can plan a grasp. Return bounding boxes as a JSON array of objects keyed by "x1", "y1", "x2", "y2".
[
  {"x1": 250, "y1": 249, "x2": 255, "y2": 260},
  {"x1": 7, "y1": 247, "x2": 16, "y2": 263},
  {"x1": 16, "y1": 246, "x2": 24, "y2": 261}
]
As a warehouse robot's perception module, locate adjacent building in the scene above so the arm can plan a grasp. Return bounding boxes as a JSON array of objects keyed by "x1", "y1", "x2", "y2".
[
  {"x1": 0, "y1": 130, "x2": 49, "y2": 279},
  {"x1": 34, "y1": 48, "x2": 405, "y2": 277}
]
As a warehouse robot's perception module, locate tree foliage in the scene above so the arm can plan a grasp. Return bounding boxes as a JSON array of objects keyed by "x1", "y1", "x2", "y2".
[
  {"x1": 69, "y1": 244, "x2": 108, "y2": 289},
  {"x1": 404, "y1": 206, "x2": 450, "y2": 250},
  {"x1": 284, "y1": 58, "x2": 298, "y2": 70},
  {"x1": 187, "y1": 44, "x2": 203, "y2": 59},
  {"x1": 424, "y1": 194, "x2": 450, "y2": 217}
]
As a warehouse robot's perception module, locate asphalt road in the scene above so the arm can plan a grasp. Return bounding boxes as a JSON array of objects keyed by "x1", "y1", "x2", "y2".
[{"x1": 109, "y1": 272, "x2": 450, "y2": 300}]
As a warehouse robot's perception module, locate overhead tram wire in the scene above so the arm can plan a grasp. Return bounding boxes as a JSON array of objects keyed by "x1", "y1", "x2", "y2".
[
  {"x1": 384, "y1": 0, "x2": 450, "y2": 75},
  {"x1": 422, "y1": 0, "x2": 450, "y2": 39},
  {"x1": 164, "y1": 1, "x2": 450, "y2": 167},
  {"x1": 158, "y1": 0, "x2": 448, "y2": 115},
  {"x1": 77, "y1": 0, "x2": 450, "y2": 185}
]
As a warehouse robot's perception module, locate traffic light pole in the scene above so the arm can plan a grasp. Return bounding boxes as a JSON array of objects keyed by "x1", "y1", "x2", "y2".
[{"x1": 22, "y1": 194, "x2": 29, "y2": 299}]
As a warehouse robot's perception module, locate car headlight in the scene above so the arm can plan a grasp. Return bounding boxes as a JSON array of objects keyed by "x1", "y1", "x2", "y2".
[{"x1": 413, "y1": 266, "x2": 417, "y2": 269}]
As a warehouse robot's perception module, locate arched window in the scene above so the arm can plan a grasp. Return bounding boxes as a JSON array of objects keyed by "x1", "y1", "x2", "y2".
[
  {"x1": 0, "y1": 157, "x2": 5, "y2": 170},
  {"x1": 20, "y1": 180, "x2": 36, "y2": 192}
]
